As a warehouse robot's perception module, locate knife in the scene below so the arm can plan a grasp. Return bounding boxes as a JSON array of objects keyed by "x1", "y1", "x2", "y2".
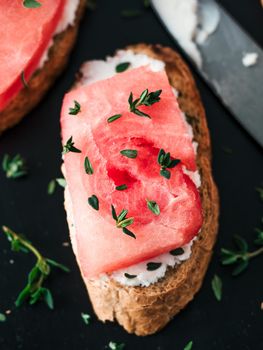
[{"x1": 151, "y1": 0, "x2": 263, "y2": 148}]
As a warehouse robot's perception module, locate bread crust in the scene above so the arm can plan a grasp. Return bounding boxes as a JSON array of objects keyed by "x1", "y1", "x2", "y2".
[
  {"x1": 0, "y1": 0, "x2": 86, "y2": 133},
  {"x1": 81, "y1": 44, "x2": 219, "y2": 336}
]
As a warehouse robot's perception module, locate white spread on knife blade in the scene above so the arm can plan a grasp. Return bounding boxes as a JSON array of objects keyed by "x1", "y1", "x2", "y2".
[
  {"x1": 64, "y1": 50, "x2": 201, "y2": 287},
  {"x1": 242, "y1": 52, "x2": 258, "y2": 67},
  {"x1": 151, "y1": 0, "x2": 220, "y2": 67}
]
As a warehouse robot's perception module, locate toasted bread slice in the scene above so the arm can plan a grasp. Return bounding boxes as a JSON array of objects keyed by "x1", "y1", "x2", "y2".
[
  {"x1": 0, "y1": 0, "x2": 86, "y2": 134},
  {"x1": 70, "y1": 44, "x2": 219, "y2": 336}
]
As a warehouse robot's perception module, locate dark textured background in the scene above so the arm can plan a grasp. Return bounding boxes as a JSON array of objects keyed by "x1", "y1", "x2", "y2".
[{"x1": 0, "y1": 0, "x2": 262, "y2": 349}]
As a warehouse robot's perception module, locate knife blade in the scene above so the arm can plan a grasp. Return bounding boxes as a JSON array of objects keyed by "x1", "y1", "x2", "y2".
[{"x1": 151, "y1": 0, "x2": 263, "y2": 148}]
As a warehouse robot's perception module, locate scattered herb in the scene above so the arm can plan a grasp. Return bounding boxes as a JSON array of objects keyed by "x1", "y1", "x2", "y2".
[
  {"x1": 121, "y1": 9, "x2": 142, "y2": 18},
  {"x1": 111, "y1": 205, "x2": 136, "y2": 239},
  {"x1": 146, "y1": 262, "x2": 162, "y2": 271},
  {"x1": 23, "y1": 0, "x2": 42, "y2": 8},
  {"x1": 62, "y1": 136, "x2": 81, "y2": 154},
  {"x1": 21, "y1": 71, "x2": 29, "y2": 88},
  {"x1": 211, "y1": 274, "x2": 222, "y2": 301},
  {"x1": 124, "y1": 273, "x2": 137, "y2": 279},
  {"x1": 2, "y1": 226, "x2": 69, "y2": 309},
  {"x1": 88, "y1": 195, "x2": 99, "y2": 211},
  {"x1": 255, "y1": 227, "x2": 263, "y2": 245},
  {"x1": 81, "y1": 312, "x2": 91, "y2": 325},
  {"x1": 0, "y1": 313, "x2": 6, "y2": 322},
  {"x1": 128, "y1": 89, "x2": 162, "y2": 118},
  {"x1": 116, "y1": 184, "x2": 127, "y2": 191},
  {"x1": 108, "y1": 342, "x2": 125, "y2": 350},
  {"x1": 84, "y1": 156, "x2": 94, "y2": 175},
  {"x1": 69, "y1": 100, "x2": 81, "y2": 115},
  {"x1": 184, "y1": 341, "x2": 193, "y2": 350},
  {"x1": 56, "y1": 178, "x2": 66, "y2": 188},
  {"x1": 170, "y1": 247, "x2": 184, "y2": 256},
  {"x1": 2, "y1": 154, "x2": 27, "y2": 179},
  {"x1": 146, "y1": 199, "x2": 160, "y2": 216},
  {"x1": 255, "y1": 187, "x2": 263, "y2": 201},
  {"x1": 120, "y1": 149, "x2": 137, "y2": 159},
  {"x1": 107, "y1": 114, "x2": 122, "y2": 123},
  {"x1": 116, "y1": 62, "x2": 131, "y2": 73},
  {"x1": 47, "y1": 180, "x2": 56, "y2": 195},
  {"x1": 157, "y1": 148, "x2": 181, "y2": 179},
  {"x1": 221, "y1": 234, "x2": 263, "y2": 276}
]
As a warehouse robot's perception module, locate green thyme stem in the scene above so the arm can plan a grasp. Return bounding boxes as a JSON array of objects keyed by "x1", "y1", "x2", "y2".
[{"x1": 248, "y1": 246, "x2": 263, "y2": 259}]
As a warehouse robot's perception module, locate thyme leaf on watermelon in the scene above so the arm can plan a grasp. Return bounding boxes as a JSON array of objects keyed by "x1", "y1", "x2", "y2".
[
  {"x1": 146, "y1": 262, "x2": 162, "y2": 271},
  {"x1": 23, "y1": 0, "x2": 42, "y2": 8},
  {"x1": 120, "y1": 149, "x2": 138, "y2": 159},
  {"x1": 124, "y1": 273, "x2": 137, "y2": 279},
  {"x1": 2, "y1": 154, "x2": 27, "y2": 179},
  {"x1": 21, "y1": 71, "x2": 29, "y2": 88},
  {"x1": 146, "y1": 199, "x2": 160, "y2": 216},
  {"x1": 157, "y1": 148, "x2": 181, "y2": 179},
  {"x1": 88, "y1": 195, "x2": 99, "y2": 210},
  {"x1": 170, "y1": 247, "x2": 184, "y2": 256},
  {"x1": 1, "y1": 226, "x2": 69, "y2": 309},
  {"x1": 68, "y1": 100, "x2": 81, "y2": 115},
  {"x1": 111, "y1": 205, "x2": 136, "y2": 239},
  {"x1": 211, "y1": 274, "x2": 222, "y2": 301},
  {"x1": 115, "y1": 62, "x2": 130, "y2": 73},
  {"x1": 116, "y1": 184, "x2": 128, "y2": 191},
  {"x1": 221, "y1": 233, "x2": 263, "y2": 276},
  {"x1": 107, "y1": 114, "x2": 122, "y2": 123},
  {"x1": 128, "y1": 89, "x2": 162, "y2": 118},
  {"x1": 84, "y1": 156, "x2": 94, "y2": 175},
  {"x1": 62, "y1": 136, "x2": 81, "y2": 155}
]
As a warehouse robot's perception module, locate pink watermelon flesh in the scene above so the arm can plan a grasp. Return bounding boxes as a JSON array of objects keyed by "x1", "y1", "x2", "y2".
[
  {"x1": 0, "y1": 0, "x2": 64, "y2": 111},
  {"x1": 61, "y1": 66, "x2": 203, "y2": 277}
]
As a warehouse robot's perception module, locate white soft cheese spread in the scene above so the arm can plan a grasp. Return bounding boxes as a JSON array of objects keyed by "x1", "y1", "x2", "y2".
[
  {"x1": 38, "y1": 0, "x2": 80, "y2": 68},
  {"x1": 65, "y1": 50, "x2": 201, "y2": 287},
  {"x1": 242, "y1": 52, "x2": 258, "y2": 67},
  {"x1": 151, "y1": 0, "x2": 220, "y2": 67}
]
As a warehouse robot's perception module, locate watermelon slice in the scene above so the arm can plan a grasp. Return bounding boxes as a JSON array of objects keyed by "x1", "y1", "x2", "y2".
[
  {"x1": 61, "y1": 66, "x2": 203, "y2": 277},
  {"x1": 0, "y1": 0, "x2": 65, "y2": 111}
]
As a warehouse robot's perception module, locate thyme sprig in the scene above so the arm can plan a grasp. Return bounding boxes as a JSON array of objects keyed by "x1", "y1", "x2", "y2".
[
  {"x1": 2, "y1": 226, "x2": 69, "y2": 309},
  {"x1": 157, "y1": 149, "x2": 181, "y2": 179},
  {"x1": 221, "y1": 233, "x2": 263, "y2": 276},
  {"x1": 108, "y1": 342, "x2": 125, "y2": 350},
  {"x1": 2, "y1": 154, "x2": 27, "y2": 179},
  {"x1": 111, "y1": 205, "x2": 136, "y2": 239},
  {"x1": 62, "y1": 136, "x2": 81, "y2": 155},
  {"x1": 128, "y1": 89, "x2": 162, "y2": 118}
]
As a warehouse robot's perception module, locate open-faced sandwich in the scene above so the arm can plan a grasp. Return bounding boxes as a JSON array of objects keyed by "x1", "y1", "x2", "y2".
[
  {"x1": 60, "y1": 44, "x2": 219, "y2": 336},
  {"x1": 0, "y1": 0, "x2": 86, "y2": 133}
]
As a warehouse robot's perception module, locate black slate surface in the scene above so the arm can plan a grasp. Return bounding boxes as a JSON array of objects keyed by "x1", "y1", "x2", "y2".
[{"x1": 0, "y1": 1, "x2": 262, "y2": 349}]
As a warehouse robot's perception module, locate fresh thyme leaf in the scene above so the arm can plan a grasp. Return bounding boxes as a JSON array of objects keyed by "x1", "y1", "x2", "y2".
[
  {"x1": 116, "y1": 184, "x2": 127, "y2": 191},
  {"x1": 0, "y1": 313, "x2": 6, "y2": 322},
  {"x1": 122, "y1": 227, "x2": 136, "y2": 239},
  {"x1": 128, "y1": 89, "x2": 162, "y2": 118},
  {"x1": 107, "y1": 114, "x2": 122, "y2": 123},
  {"x1": 111, "y1": 205, "x2": 118, "y2": 221},
  {"x1": 232, "y1": 259, "x2": 249, "y2": 276},
  {"x1": 170, "y1": 247, "x2": 184, "y2": 256},
  {"x1": 2, "y1": 154, "x2": 27, "y2": 179},
  {"x1": 108, "y1": 342, "x2": 125, "y2": 350},
  {"x1": 23, "y1": 0, "x2": 42, "y2": 8},
  {"x1": 160, "y1": 168, "x2": 171, "y2": 179},
  {"x1": 84, "y1": 156, "x2": 94, "y2": 175},
  {"x1": 233, "y1": 235, "x2": 248, "y2": 253},
  {"x1": 69, "y1": 100, "x2": 81, "y2": 115},
  {"x1": 21, "y1": 71, "x2": 29, "y2": 88},
  {"x1": 146, "y1": 262, "x2": 162, "y2": 271},
  {"x1": 124, "y1": 273, "x2": 137, "y2": 279},
  {"x1": 121, "y1": 9, "x2": 142, "y2": 18},
  {"x1": 47, "y1": 180, "x2": 56, "y2": 195},
  {"x1": 62, "y1": 136, "x2": 81, "y2": 154},
  {"x1": 88, "y1": 195, "x2": 99, "y2": 210},
  {"x1": 117, "y1": 217, "x2": 134, "y2": 229},
  {"x1": 255, "y1": 187, "x2": 263, "y2": 201},
  {"x1": 254, "y1": 228, "x2": 263, "y2": 245},
  {"x1": 211, "y1": 274, "x2": 222, "y2": 301},
  {"x1": 146, "y1": 199, "x2": 160, "y2": 216},
  {"x1": 120, "y1": 149, "x2": 138, "y2": 159},
  {"x1": 2, "y1": 226, "x2": 69, "y2": 309},
  {"x1": 115, "y1": 62, "x2": 131, "y2": 73},
  {"x1": 81, "y1": 312, "x2": 91, "y2": 325},
  {"x1": 167, "y1": 159, "x2": 181, "y2": 168},
  {"x1": 46, "y1": 258, "x2": 70, "y2": 273},
  {"x1": 56, "y1": 178, "x2": 66, "y2": 188},
  {"x1": 117, "y1": 209, "x2": 128, "y2": 222},
  {"x1": 184, "y1": 341, "x2": 193, "y2": 350},
  {"x1": 157, "y1": 148, "x2": 180, "y2": 180}
]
